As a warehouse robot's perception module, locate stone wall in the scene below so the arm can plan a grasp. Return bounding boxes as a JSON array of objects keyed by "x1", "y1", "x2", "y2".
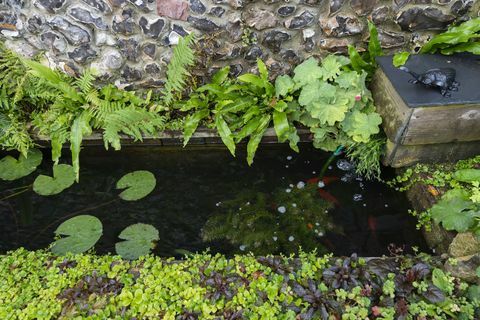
[{"x1": 1, "y1": 0, "x2": 478, "y2": 89}]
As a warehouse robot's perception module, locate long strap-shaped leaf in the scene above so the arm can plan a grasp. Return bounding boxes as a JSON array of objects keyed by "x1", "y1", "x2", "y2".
[
  {"x1": 70, "y1": 111, "x2": 92, "y2": 181},
  {"x1": 215, "y1": 114, "x2": 235, "y2": 156}
]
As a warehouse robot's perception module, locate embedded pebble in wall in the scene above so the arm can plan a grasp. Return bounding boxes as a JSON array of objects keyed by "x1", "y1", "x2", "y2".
[
  {"x1": 396, "y1": 7, "x2": 455, "y2": 31},
  {"x1": 321, "y1": 15, "x2": 364, "y2": 37},
  {"x1": 187, "y1": 16, "x2": 221, "y2": 32},
  {"x1": 145, "y1": 63, "x2": 160, "y2": 74},
  {"x1": 284, "y1": 11, "x2": 315, "y2": 30},
  {"x1": 68, "y1": 7, "x2": 108, "y2": 30},
  {"x1": 117, "y1": 38, "x2": 140, "y2": 61},
  {"x1": 262, "y1": 30, "x2": 290, "y2": 53},
  {"x1": 189, "y1": 0, "x2": 206, "y2": 14},
  {"x1": 40, "y1": 31, "x2": 67, "y2": 52},
  {"x1": 167, "y1": 30, "x2": 182, "y2": 45},
  {"x1": 68, "y1": 44, "x2": 97, "y2": 63},
  {"x1": 49, "y1": 16, "x2": 91, "y2": 45},
  {"x1": 34, "y1": 0, "x2": 66, "y2": 13},
  {"x1": 112, "y1": 8, "x2": 136, "y2": 35},
  {"x1": 139, "y1": 16, "x2": 165, "y2": 38},
  {"x1": 142, "y1": 42, "x2": 156, "y2": 59},
  {"x1": 209, "y1": 6, "x2": 225, "y2": 17},
  {"x1": 277, "y1": 6, "x2": 296, "y2": 17},
  {"x1": 121, "y1": 65, "x2": 142, "y2": 81},
  {"x1": 329, "y1": 0, "x2": 345, "y2": 16},
  {"x1": 243, "y1": 8, "x2": 278, "y2": 31},
  {"x1": 244, "y1": 45, "x2": 262, "y2": 60},
  {"x1": 128, "y1": 0, "x2": 150, "y2": 11},
  {"x1": 81, "y1": 0, "x2": 111, "y2": 12},
  {"x1": 26, "y1": 15, "x2": 44, "y2": 33},
  {"x1": 95, "y1": 32, "x2": 116, "y2": 46}
]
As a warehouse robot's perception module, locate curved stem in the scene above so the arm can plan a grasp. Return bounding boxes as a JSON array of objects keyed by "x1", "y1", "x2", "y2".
[
  {"x1": 0, "y1": 188, "x2": 31, "y2": 202},
  {"x1": 318, "y1": 146, "x2": 344, "y2": 179}
]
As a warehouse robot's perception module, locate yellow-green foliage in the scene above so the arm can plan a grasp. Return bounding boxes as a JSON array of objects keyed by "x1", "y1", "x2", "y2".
[{"x1": 0, "y1": 249, "x2": 478, "y2": 320}]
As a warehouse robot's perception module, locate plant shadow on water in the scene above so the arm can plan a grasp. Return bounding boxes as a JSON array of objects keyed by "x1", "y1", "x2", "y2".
[{"x1": 0, "y1": 143, "x2": 428, "y2": 257}]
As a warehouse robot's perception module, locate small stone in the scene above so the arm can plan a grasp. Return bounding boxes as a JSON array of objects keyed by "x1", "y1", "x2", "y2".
[
  {"x1": 81, "y1": 0, "x2": 111, "y2": 12},
  {"x1": 26, "y1": 15, "x2": 44, "y2": 33},
  {"x1": 319, "y1": 38, "x2": 351, "y2": 52},
  {"x1": 117, "y1": 38, "x2": 140, "y2": 61},
  {"x1": 226, "y1": 21, "x2": 243, "y2": 42},
  {"x1": 209, "y1": 6, "x2": 225, "y2": 17},
  {"x1": 121, "y1": 66, "x2": 142, "y2": 82},
  {"x1": 353, "y1": 194, "x2": 363, "y2": 201},
  {"x1": 229, "y1": 64, "x2": 243, "y2": 77},
  {"x1": 378, "y1": 29, "x2": 405, "y2": 48},
  {"x1": 451, "y1": 0, "x2": 473, "y2": 16},
  {"x1": 112, "y1": 8, "x2": 136, "y2": 35},
  {"x1": 321, "y1": 15, "x2": 364, "y2": 37},
  {"x1": 187, "y1": 16, "x2": 220, "y2": 32},
  {"x1": 304, "y1": 37, "x2": 315, "y2": 52},
  {"x1": 128, "y1": 0, "x2": 149, "y2": 11},
  {"x1": 243, "y1": 8, "x2": 277, "y2": 31},
  {"x1": 302, "y1": 28, "x2": 315, "y2": 40},
  {"x1": 34, "y1": 0, "x2": 66, "y2": 12},
  {"x1": 228, "y1": 0, "x2": 243, "y2": 8},
  {"x1": 301, "y1": 0, "x2": 319, "y2": 5},
  {"x1": 397, "y1": 7, "x2": 455, "y2": 31},
  {"x1": 103, "y1": 49, "x2": 124, "y2": 70},
  {"x1": 94, "y1": 32, "x2": 116, "y2": 46},
  {"x1": 277, "y1": 6, "x2": 295, "y2": 17},
  {"x1": 444, "y1": 253, "x2": 480, "y2": 282},
  {"x1": 245, "y1": 45, "x2": 263, "y2": 60},
  {"x1": 281, "y1": 50, "x2": 300, "y2": 64},
  {"x1": 329, "y1": 0, "x2": 345, "y2": 15},
  {"x1": 372, "y1": 6, "x2": 391, "y2": 24},
  {"x1": 173, "y1": 24, "x2": 189, "y2": 36},
  {"x1": 263, "y1": 30, "x2": 290, "y2": 53},
  {"x1": 68, "y1": 7, "x2": 108, "y2": 30},
  {"x1": 49, "y1": 16, "x2": 90, "y2": 45},
  {"x1": 139, "y1": 17, "x2": 164, "y2": 38},
  {"x1": 285, "y1": 11, "x2": 315, "y2": 30},
  {"x1": 278, "y1": 206, "x2": 286, "y2": 213},
  {"x1": 0, "y1": 11, "x2": 17, "y2": 33},
  {"x1": 142, "y1": 42, "x2": 156, "y2": 59},
  {"x1": 157, "y1": 0, "x2": 189, "y2": 21},
  {"x1": 448, "y1": 232, "x2": 480, "y2": 258},
  {"x1": 350, "y1": 0, "x2": 377, "y2": 16},
  {"x1": 189, "y1": 0, "x2": 205, "y2": 13},
  {"x1": 40, "y1": 31, "x2": 67, "y2": 52},
  {"x1": 167, "y1": 31, "x2": 181, "y2": 45},
  {"x1": 68, "y1": 44, "x2": 97, "y2": 63},
  {"x1": 337, "y1": 159, "x2": 354, "y2": 171}
]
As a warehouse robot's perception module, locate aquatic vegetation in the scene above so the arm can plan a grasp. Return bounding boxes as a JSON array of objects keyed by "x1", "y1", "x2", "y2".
[
  {"x1": 202, "y1": 182, "x2": 338, "y2": 255},
  {"x1": 348, "y1": 20, "x2": 383, "y2": 78},
  {"x1": 115, "y1": 223, "x2": 160, "y2": 260},
  {"x1": 33, "y1": 164, "x2": 75, "y2": 196},
  {"x1": 116, "y1": 170, "x2": 156, "y2": 201},
  {"x1": 0, "y1": 249, "x2": 477, "y2": 319},
  {"x1": 0, "y1": 148, "x2": 42, "y2": 181},
  {"x1": 51, "y1": 215, "x2": 103, "y2": 255},
  {"x1": 390, "y1": 156, "x2": 480, "y2": 237}
]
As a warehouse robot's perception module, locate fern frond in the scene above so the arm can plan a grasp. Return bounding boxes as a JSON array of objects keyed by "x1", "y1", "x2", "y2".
[
  {"x1": 75, "y1": 69, "x2": 95, "y2": 95},
  {"x1": 103, "y1": 107, "x2": 166, "y2": 150},
  {"x1": 162, "y1": 33, "x2": 196, "y2": 106}
]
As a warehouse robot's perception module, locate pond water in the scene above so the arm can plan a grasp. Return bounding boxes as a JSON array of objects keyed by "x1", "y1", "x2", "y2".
[{"x1": 0, "y1": 144, "x2": 428, "y2": 257}]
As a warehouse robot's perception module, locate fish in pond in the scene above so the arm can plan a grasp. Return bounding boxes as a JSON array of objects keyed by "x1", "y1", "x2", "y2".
[{"x1": 399, "y1": 66, "x2": 459, "y2": 97}]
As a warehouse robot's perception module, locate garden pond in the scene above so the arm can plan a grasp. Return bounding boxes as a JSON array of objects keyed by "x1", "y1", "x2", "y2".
[{"x1": 0, "y1": 143, "x2": 428, "y2": 257}]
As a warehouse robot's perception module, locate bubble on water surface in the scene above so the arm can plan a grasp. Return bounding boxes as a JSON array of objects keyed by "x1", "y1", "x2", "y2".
[
  {"x1": 286, "y1": 156, "x2": 293, "y2": 161},
  {"x1": 288, "y1": 236, "x2": 295, "y2": 242},
  {"x1": 318, "y1": 181, "x2": 325, "y2": 188},
  {"x1": 353, "y1": 194, "x2": 363, "y2": 201},
  {"x1": 286, "y1": 188, "x2": 292, "y2": 193},
  {"x1": 296, "y1": 181, "x2": 305, "y2": 189},
  {"x1": 312, "y1": 171, "x2": 316, "y2": 174},
  {"x1": 285, "y1": 165, "x2": 289, "y2": 168},
  {"x1": 278, "y1": 206, "x2": 286, "y2": 213},
  {"x1": 239, "y1": 245, "x2": 246, "y2": 251},
  {"x1": 292, "y1": 203, "x2": 297, "y2": 207},
  {"x1": 337, "y1": 159, "x2": 354, "y2": 171},
  {"x1": 215, "y1": 202, "x2": 222, "y2": 207},
  {"x1": 273, "y1": 236, "x2": 278, "y2": 241}
]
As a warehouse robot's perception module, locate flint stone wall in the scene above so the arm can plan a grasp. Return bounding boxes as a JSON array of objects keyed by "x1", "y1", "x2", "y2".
[{"x1": 1, "y1": 0, "x2": 478, "y2": 89}]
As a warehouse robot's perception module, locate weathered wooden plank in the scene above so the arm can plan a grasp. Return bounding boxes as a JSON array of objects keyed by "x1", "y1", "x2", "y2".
[
  {"x1": 371, "y1": 69, "x2": 413, "y2": 144},
  {"x1": 383, "y1": 139, "x2": 480, "y2": 168},
  {"x1": 403, "y1": 105, "x2": 480, "y2": 145}
]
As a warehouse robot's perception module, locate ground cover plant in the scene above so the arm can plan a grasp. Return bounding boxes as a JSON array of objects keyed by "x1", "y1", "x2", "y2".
[
  {"x1": 0, "y1": 249, "x2": 478, "y2": 319},
  {"x1": 389, "y1": 155, "x2": 480, "y2": 238}
]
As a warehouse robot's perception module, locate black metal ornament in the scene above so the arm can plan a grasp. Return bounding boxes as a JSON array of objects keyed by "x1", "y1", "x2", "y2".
[{"x1": 399, "y1": 66, "x2": 459, "y2": 97}]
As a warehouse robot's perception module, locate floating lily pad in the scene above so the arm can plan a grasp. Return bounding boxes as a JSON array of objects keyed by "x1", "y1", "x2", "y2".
[
  {"x1": 33, "y1": 164, "x2": 76, "y2": 196},
  {"x1": 0, "y1": 149, "x2": 43, "y2": 181},
  {"x1": 51, "y1": 215, "x2": 103, "y2": 255},
  {"x1": 116, "y1": 170, "x2": 156, "y2": 201},
  {"x1": 115, "y1": 223, "x2": 159, "y2": 260}
]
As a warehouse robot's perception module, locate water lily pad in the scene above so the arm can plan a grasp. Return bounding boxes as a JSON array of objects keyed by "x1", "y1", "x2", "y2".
[
  {"x1": 51, "y1": 215, "x2": 103, "y2": 255},
  {"x1": 116, "y1": 170, "x2": 156, "y2": 201},
  {"x1": 33, "y1": 164, "x2": 76, "y2": 196},
  {"x1": 0, "y1": 149, "x2": 43, "y2": 181},
  {"x1": 115, "y1": 223, "x2": 159, "y2": 260}
]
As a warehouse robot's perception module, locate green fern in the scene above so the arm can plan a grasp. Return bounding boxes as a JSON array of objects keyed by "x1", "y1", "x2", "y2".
[
  {"x1": 162, "y1": 34, "x2": 196, "y2": 106},
  {"x1": 103, "y1": 107, "x2": 166, "y2": 150}
]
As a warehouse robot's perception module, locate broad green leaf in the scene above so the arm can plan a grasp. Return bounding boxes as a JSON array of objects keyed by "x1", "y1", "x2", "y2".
[
  {"x1": 235, "y1": 115, "x2": 263, "y2": 142},
  {"x1": 219, "y1": 97, "x2": 254, "y2": 114},
  {"x1": 0, "y1": 149, "x2": 42, "y2": 181},
  {"x1": 307, "y1": 99, "x2": 349, "y2": 126},
  {"x1": 293, "y1": 57, "x2": 323, "y2": 88},
  {"x1": 367, "y1": 20, "x2": 383, "y2": 60},
  {"x1": 431, "y1": 189, "x2": 479, "y2": 232},
  {"x1": 238, "y1": 74, "x2": 265, "y2": 88},
  {"x1": 287, "y1": 128, "x2": 300, "y2": 153},
  {"x1": 246, "y1": 115, "x2": 271, "y2": 165},
  {"x1": 116, "y1": 170, "x2": 156, "y2": 201},
  {"x1": 33, "y1": 164, "x2": 76, "y2": 196},
  {"x1": 70, "y1": 112, "x2": 92, "y2": 182},
  {"x1": 275, "y1": 75, "x2": 295, "y2": 97},
  {"x1": 342, "y1": 110, "x2": 382, "y2": 143},
  {"x1": 215, "y1": 115, "x2": 236, "y2": 156},
  {"x1": 476, "y1": 266, "x2": 480, "y2": 278},
  {"x1": 432, "y1": 268, "x2": 451, "y2": 293},
  {"x1": 453, "y1": 169, "x2": 480, "y2": 183},
  {"x1": 442, "y1": 42, "x2": 480, "y2": 55},
  {"x1": 468, "y1": 285, "x2": 480, "y2": 302},
  {"x1": 273, "y1": 110, "x2": 289, "y2": 142},
  {"x1": 183, "y1": 109, "x2": 210, "y2": 146},
  {"x1": 196, "y1": 83, "x2": 224, "y2": 95},
  {"x1": 348, "y1": 45, "x2": 374, "y2": 74},
  {"x1": 393, "y1": 52, "x2": 411, "y2": 67},
  {"x1": 115, "y1": 223, "x2": 159, "y2": 260},
  {"x1": 335, "y1": 71, "x2": 361, "y2": 89},
  {"x1": 272, "y1": 100, "x2": 288, "y2": 112},
  {"x1": 23, "y1": 59, "x2": 63, "y2": 85},
  {"x1": 299, "y1": 81, "x2": 336, "y2": 107},
  {"x1": 51, "y1": 215, "x2": 103, "y2": 255},
  {"x1": 257, "y1": 59, "x2": 268, "y2": 81},
  {"x1": 320, "y1": 55, "x2": 343, "y2": 81},
  {"x1": 211, "y1": 66, "x2": 230, "y2": 84}
]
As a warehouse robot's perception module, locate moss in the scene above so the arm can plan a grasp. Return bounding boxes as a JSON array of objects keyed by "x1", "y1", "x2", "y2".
[{"x1": 0, "y1": 249, "x2": 478, "y2": 319}]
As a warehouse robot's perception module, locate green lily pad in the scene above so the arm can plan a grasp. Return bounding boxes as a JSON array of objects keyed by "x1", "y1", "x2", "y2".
[
  {"x1": 33, "y1": 164, "x2": 76, "y2": 196},
  {"x1": 0, "y1": 149, "x2": 43, "y2": 181},
  {"x1": 116, "y1": 170, "x2": 156, "y2": 201},
  {"x1": 115, "y1": 223, "x2": 159, "y2": 260},
  {"x1": 51, "y1": 215, "x2": 103, "y2": 255}
]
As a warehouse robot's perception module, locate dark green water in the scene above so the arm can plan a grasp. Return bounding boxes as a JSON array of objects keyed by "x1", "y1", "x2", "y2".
[{"x1": 0, "y1": 144, "x2": 427, "y2": 257}]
